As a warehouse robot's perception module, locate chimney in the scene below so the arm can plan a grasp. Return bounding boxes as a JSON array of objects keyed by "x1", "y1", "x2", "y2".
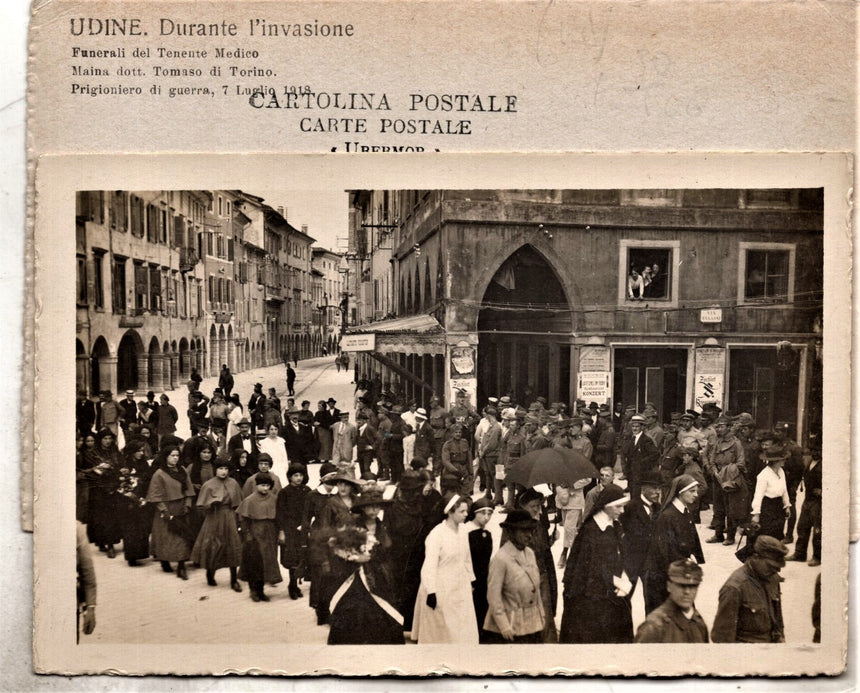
[
  {"x1": 277, "y1": 206, "x2": 285, "y2": 218},
  {"x1": 301, "y1": 225, "x2": 308, "y2": 235}
]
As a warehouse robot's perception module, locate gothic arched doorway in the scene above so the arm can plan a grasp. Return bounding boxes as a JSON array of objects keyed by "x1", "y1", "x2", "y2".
[{"x1": 477, "y1": 245, "x2": 572, "y2": 407}]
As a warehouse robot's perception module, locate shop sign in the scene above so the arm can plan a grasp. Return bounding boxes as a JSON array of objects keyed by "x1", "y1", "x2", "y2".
[{"x1": 340, "y1": 334, "x2": 375, "y2": 351}]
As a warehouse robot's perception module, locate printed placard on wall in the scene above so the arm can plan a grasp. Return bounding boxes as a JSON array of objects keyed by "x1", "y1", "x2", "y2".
[{"x1": 694, "y1": 347, "x2": 726, "y2": 408}]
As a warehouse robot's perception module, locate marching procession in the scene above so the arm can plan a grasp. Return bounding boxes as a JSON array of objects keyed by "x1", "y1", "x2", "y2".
[{"x1": 76, "y1": 356, "x2": 822, "y2": 646}]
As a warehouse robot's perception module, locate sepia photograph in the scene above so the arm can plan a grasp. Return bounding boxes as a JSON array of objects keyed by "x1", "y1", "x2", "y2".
[
  {"x1": 31, "y1": 153, "x2": 850, "y2": 677},
  {"x1": 69, "y1": 182, "x2": 832, "y2": 653}
]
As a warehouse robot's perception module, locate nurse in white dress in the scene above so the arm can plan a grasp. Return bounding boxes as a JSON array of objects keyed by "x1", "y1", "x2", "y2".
[{"x1": 411, "y1": 494, "x2": 479, "y2": 644}]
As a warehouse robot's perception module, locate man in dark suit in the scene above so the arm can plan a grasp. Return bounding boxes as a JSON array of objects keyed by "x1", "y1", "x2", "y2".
[
  {"x1": 621, "y1": 470, "x2": 662, "y2": 596},
  {"x1": 227, "y1": 417, "x2": 259, "y2": 467},
  {"x1": 411, "y1": 408, "x2": 435, "y2": 469},
  {"x1": 622, "y1": 414, "x2": 660, "y2": 498},
  {"x1": 355, "y1": 411, "x2": 381, "y2": 479}
]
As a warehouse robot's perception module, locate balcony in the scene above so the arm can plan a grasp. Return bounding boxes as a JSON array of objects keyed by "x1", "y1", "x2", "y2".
[{"x1": 180, "y1": 247, "x2": 199, "y2": 272}]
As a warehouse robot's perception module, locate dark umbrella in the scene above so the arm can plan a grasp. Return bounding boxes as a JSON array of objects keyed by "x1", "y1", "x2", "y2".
[{"x1": 506, "y1": 447, "x2": 595, "y2": 487}]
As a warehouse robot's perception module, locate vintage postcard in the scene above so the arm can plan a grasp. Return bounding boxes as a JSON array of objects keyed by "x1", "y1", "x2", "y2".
[
  {"x1": 30, "y1": 152, "x2": 850, "y2": 676},
  {"x1": 21, "y1": 0, "x2": 857, "y2": 684}
]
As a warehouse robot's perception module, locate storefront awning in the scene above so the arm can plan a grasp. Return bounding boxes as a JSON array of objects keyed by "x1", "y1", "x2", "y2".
[
  {"x1": 343, "y1": 314, "x2": 445, "y2": 357},
  {"x1": 344, "y1": 314, "x2": 443, "y2": 336}
]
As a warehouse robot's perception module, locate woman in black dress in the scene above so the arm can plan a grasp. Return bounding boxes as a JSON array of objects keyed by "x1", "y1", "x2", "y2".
[
  {"x1": 642, "y1": 473, "x2": 705, "y2": 614},
  {"x1": 327, "y1": 488, "x2": 402, "y2": 644},
  {"x1": 315, "y1": 468, "x2": 362, "y2": 623},
  {"x1": 276, "y1": 463, "x2": 312, "y2": 599},
  {"x1": 560, "y1": 485, "x2": 633, "y2": 643},
  {"x1": 465, "y1": 497, "x2": 495, "y2": 642},
  {"x1": 117, "y1": 440, "x2": 154, "y2": 566},
  {"x1": 85, "y1": 428, "x2": 124, "y2": 557}
]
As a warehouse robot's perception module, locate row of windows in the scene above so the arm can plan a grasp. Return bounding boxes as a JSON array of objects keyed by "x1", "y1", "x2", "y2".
[{"x1": 615, "y1": 240, "x2": 797, "y2": 306}]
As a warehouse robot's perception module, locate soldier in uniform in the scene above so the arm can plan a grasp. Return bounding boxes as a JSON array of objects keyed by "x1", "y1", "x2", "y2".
[
  {"x1": 440, "y1": 424, "x2": 472, "y2": 496},
  {"x1": 428, "y1": 395, "x2": 448, "y2": 477},
  {"x1": 711, "y1": 535, "x2": 788, "y2": 643},
  {"x1": 634, "y1": 559, "x2": 709, "y2": 643}
]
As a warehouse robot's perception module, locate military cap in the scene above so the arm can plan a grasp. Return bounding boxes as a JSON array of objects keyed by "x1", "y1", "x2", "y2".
[
  {"x1": 568, "y1": 416, "x2": 584, "y2": 427},
  {"x1": 754, "y1": 535, "x2": 789, "y2": 564},
  {"x1": 598, "y1": 409, "x2": 612, "y2": 418},
  {"x1": 714, "y1": 415, "x2": 734, "y2": 426},
  {"x1": 680, "y1": 411, "x2": 696, "y2": 421},
  {"x1": 536, "y1": 396, "x2": 547, "y2": 405},
  {"x1": 485, "y1": 406, "x2": 498, "y2": 417},
  {"x1": 667, "y1": 559, "x2": 703, "y2": 585},
  {"x1": 734, "y1": 412, "x2": 755, "y2": 427},
  {"x1": 700, "y1": 402, "x2": 722, "y2": 413}
]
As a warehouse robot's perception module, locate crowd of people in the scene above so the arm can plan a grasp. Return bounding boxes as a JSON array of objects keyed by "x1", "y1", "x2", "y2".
[{"x1": 76, "y1": 367, "x2": 822, "y2": 645}]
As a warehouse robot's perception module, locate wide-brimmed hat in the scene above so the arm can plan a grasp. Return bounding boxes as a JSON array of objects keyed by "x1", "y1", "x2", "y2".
[
  {"x1": 763, "y1": 448, "x2": 789, "y2": 463},
  {"x1": 327, "y1": 397, "x2": 337, "y2": 404},
  {"x1": 237, "y1": 417, "x2": 251, "y2": 426},
  {"x1": 351, "y1": 489, "x2": 390, "y2": 510},
  {"x1": 630, "y1": 414, "x2": 647, "y2": 424},
  {"x1": 329, "y1": 468, "x2": 361, "y2": 488},
  {"x1": 397, "y1": 471, "x2": 426, "y2": 490},
  {"x1": 734, "y1": 412, "x2": 755, "y2": 427},
  {"x1": 500, "y1": 509, "x2": 539, "y2": 532}
]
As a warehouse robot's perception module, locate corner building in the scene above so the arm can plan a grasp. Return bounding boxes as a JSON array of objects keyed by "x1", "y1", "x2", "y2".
[{"x1": 347, "y1": 189, "x2": 823, "y2": 444}]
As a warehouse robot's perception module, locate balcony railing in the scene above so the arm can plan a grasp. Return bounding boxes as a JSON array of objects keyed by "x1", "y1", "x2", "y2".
[{"x1": 180, "y1": 247, "x2": 199, "y2": 272}]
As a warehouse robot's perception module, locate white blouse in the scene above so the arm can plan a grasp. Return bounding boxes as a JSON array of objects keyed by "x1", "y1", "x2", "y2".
[{"x1": 751, "y1": 465, "x2": 790, "y2": 515}]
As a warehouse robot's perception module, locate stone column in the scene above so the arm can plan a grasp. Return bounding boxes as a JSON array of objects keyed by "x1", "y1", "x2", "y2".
[
  {"x1": 170, "y1": 353, "x2": 180, "y2": 389},
  {"x1": 136, "y1": 354, "x2": 149, "y2": 391},
  {"x1": 98, "y1": 355, "x2": 118, "y2": 396},
  {"x1": 148, "y1": 354, "x2": 164, "y2": 391},
  {"x1": 76, "y1": 354, "x2": 91, "y2": 395}
]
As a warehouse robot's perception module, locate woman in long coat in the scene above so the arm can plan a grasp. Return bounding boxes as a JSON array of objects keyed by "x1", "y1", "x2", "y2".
[
  {"x1": 411, "y1": 494, "x2": 478, "y2": 644},
  {"x1": 559, "y1": 485, "x2": 633, "y2": 644},
  {"x1": 384, "y1": 471, "x2": 441, "y2": 631},
  {"x1": 85, "y1": 427, "x2": 124, "y2": 556},
  {"x1": 304, "y1": 462, "x2": 337, "y2": 618},
  {"x1": 191, "y1": 456, "x2": 244, "y2": 590},
  {"x1": 276, "y1": 463, "x2": 312, "y2": 599},
  {"x1": 313, "y1": 400, "x2": 335, "y2": 462},
  {"x1": 315, "y1": 469, "x2": 362, "y2": 623},
  {"x1": 146, "y1": 446, "x2": 196, "y2": 579},
  {"x1": 117, "y1": 440, "x2": 154, "y2": 566},
  {"x1": 465, "y1": 497, "x2": 495, "y2": 642},
  {"x1": 642, "y1": 474, "x2": 705, "y2": 614},
  {"x1": 236, "y1": 473, "x2": 283, "y2": 601}
]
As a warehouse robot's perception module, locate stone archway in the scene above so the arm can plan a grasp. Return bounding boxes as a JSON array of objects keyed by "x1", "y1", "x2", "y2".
[
  {"x1": 90, "y1": 336, "x2": 111, "y2": 394},
  {"x1": 117, "y1": 330, "x2": 144, "y2": 392},
  {"x1": 476, "y1": 244, "x2": 572, "y2": 406}
]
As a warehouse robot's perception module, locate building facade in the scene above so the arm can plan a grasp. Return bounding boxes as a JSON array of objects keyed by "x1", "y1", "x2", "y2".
[
  {"x1": 311, "y1": 248, "x2": 345, "y2": 354},
  {"x1": 346, "y1": 189, "x2": 823, "y2": 444},
  {"x1": 76, "y1": 190, "x2": 327, "y2": 396}
]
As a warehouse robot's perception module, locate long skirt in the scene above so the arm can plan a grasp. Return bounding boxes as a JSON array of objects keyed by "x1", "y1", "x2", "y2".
[
  {"x1": 328, "y1": 568, "x2": 404, "y2": 645},
  {"x1": 87, "y1": 487, "x2": 124, "y2": 547},
  {"x1": 279, "y1": 525, "x2": 305, "y2": 570},
  {"x1": 149, "y1": 499, "x2": 193, "y2": 562},
  {"x1": 120, "y1": 501, "x2": 154, "y2": 562},
  {"x1": 316, "y1": 428, "x2": 333, "y2": 461},
  {"x1": 759, "y1": 496, "x2": 786, "y2": 541},
  {"x1": 560, "y1": 595, "x2": 633, "y2": 644},
  {"x1": 238, "y1": 519, "x2": 282, "y2": 585},
  {"x1": 191, "y1": 506, "x2": 243, "y2": 570}
]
